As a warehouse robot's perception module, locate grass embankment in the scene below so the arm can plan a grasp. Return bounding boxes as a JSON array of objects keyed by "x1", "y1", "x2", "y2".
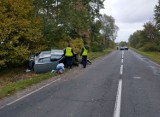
[
  {"x1": 88, "y1": 49, "x2": 112, "y2": 60},
  {"x1": 0, "y1": 49, "x2": 113, "y2": 99},
  {"x1": 132, "y1": 48, "x2": 160, "y2": 64},
  {"x1": 0, "y1": 69, "x2": 56, "y2": 99}
]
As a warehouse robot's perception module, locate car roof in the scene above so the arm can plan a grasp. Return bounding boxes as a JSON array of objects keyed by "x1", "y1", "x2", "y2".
[
  {"x1": 35, "y1": 49, "x2": 64, "y2": 59},
  {"x1": 51, "y1": 49, "x2": 64, "y2": 55},
  {"x1": 39, "y1": 50, "x2": 51, "y2": 58}
]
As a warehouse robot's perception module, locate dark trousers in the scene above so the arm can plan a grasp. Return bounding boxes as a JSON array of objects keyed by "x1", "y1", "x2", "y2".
[
  {"x1": 82, "y1": 56, "x2": 87, "y2": 68},
  {"x1": 66, "y1": 56, "x2": 73, "y2": 68}
]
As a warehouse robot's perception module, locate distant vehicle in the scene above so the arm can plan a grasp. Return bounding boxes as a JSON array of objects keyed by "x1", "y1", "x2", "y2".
[
  {"x1": 29, "y1": 49, "x2": 78, "y2": 73},
  {"x1": 120, "y1": 46, "x2": 128, "y2": 50}
]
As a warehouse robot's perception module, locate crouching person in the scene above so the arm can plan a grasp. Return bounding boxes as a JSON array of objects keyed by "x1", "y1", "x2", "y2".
[{"x1": 56, "y1": 63, "x2": 65, "y2": 74}]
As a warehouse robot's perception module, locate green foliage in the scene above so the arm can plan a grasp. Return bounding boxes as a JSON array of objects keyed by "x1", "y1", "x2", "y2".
[
  {"x1": 129, "y1": 0, "x2": 160, "y2": 52},
  {"x1": 70, "y1": 38, "x2": 84, "y2": 54},
  {"x1": 33, "y1": 0, "x2": 106, "y2": 49},
  {"x1": 90, "y1": 21, "x2": 106, "y2": 52},
  {"x1": 100, "y1": 14, "x2": 119, "y2": 42},
  {"x1": 90, "y1": 21, "x2": 102, "y2": 42},
  {"x1": 119, "y1": 41, "x2": 128, "y2": 47},
  {"x1": 108, "y1": 40, "x2": 116, "y2": 49},
  {"x1": 141, "y1": 22, "x2": 160, "y2": 44},
  {"x1": 55, "y1": 38, "x2": 84, "y2": 54},
  {"x1": 0, "y1": 0, "x2": 46, "y2": 68},
  {"x1": 132, "y1": 48, "x2": 160, "y2": 64},
  {"x1": 91, "y1": 41, "x2": 104, "y2": 52},
  {"x1": 0, "y1": 73, "x2": 55, "y2": 99},
  {"x1": 88, "y1": 49, "x2": 112, "y2": 60},
  {"x1": 0, "y1": 0, "x2": 116, "y2": 69},
  {"x1": 129, "y1": 21, "x2": 160, "y2": 52},
  {"x1": 129, "y1": 30, "x2": 143, "y2": 48},
  {"x1": 154, "y1": 0, "x2": 160, "y2": 30},
  {"x1": 140, "y1": 43, "x2": 160, "y2": 52}
]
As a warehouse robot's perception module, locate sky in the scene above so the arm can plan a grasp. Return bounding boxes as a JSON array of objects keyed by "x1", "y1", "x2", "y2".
[{"x1": 100, "y1": 0, "x2": 159, "y2": 42}]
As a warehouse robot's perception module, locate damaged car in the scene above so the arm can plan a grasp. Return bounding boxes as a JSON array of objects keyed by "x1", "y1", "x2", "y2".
[{"x1": 29, "y1": 49, "x2": 79, "y2": 73}]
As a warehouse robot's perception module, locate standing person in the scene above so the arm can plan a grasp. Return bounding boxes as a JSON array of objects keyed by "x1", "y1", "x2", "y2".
[
  {"x1": 80, "y1": 45, "x2": 88, "y2": 68},
  {"x1": 64, "y1": 44, "x2": 74, "y2": 68}
]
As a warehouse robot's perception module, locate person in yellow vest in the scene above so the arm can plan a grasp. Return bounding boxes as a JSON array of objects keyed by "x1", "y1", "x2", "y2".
[
  {"x1": 64, "y1": 44, "x2": 74, "y2": 68},
  {"x1": 80, "y1": 45, "x2": 88, "y2": 68}
]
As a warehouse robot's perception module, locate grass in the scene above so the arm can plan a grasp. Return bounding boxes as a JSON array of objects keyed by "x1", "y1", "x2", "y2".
[
  {"x1": 0, "y1": 72, "x2": 56, "y2": 99},
  {"x1": 131, "y1": 48, "x2": 160, "y2": 64},
  {"x1": 0, "y1": 49, "x2": 113, "y2": 99},
  {"x1": 88, "y1": 49, "x2": 112, "y2": 60}
]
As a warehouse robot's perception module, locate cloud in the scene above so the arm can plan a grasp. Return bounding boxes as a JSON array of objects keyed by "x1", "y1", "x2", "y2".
[
  {"x1": 116, "y1": 22, "x2": 144, "y2": 42},
  {"x1": 100, "y1": 0, "x2": 158, "y2": 42},
  {"x1": 113, "y1": 0, "x2": 157, "y2": 23}
]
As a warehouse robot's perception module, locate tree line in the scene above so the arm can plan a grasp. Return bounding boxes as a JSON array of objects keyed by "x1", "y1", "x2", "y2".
[
  {"x1": 0, "y1": 0, "x2": 118, "y2": 69},
  {"x1": 128, "y1": 0, "x2": 160, "y2": 52}
]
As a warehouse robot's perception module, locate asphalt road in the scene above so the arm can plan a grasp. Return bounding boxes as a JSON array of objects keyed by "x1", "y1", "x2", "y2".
[{"x1": 0, "y1": 50, "x2": 160, "y2": 117}]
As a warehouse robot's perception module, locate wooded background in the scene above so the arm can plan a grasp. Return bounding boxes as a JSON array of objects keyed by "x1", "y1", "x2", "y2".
[
  {"x1": 0, "y1": 0, "x2": 119, "y2": 69},
  {"x1": 1, "y1": 0, "x2": 160, "y2": 70}
]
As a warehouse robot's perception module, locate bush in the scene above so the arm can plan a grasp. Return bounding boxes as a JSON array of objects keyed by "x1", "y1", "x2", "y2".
[
  {"x1": 70, "y1": 38, "x2": 83, "y2": 54},
  {"x1": 109, "y1": 40, "x2": 115, "y2": 49},
  {"x1": 56, "y1": 38, "x2": 84, "y2": 54},
  {"x1": 91, "y1": 41, "x2": 104, "y2": 52},
  {"x1": 140, "y1": 43, "x2": 160, "y2": 52}
]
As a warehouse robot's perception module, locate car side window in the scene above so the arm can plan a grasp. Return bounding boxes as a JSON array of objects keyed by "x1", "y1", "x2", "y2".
[{"x1": 39, "y1": 57, "x2": 51, "y2": 63}]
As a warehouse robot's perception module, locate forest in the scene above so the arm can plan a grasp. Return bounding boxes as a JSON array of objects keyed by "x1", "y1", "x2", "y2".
[{"x1": 0, "y1": 0, "x2": 119, "y2": 69}]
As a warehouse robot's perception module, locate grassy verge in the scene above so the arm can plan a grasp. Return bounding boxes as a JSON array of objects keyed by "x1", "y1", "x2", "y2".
[
  {"x1": 0, "y1": 73, "x2": 56, "y2": 99},
  {"x1": 88, "y1": 49, "x2": 112, "y2": 60},
  {"x1": 131, "y1": 48, "x2": 160, "y2": 64},
  {"x1": 0, "y1": 49, "x2": 113, "y2": 99}
]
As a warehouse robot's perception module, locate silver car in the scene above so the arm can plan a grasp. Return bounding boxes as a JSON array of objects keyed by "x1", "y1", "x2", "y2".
[
  {"x1": 33, "y1": 50, "x2": 64, "y2": 73},
  {"x1": 29, "y1": 49, "x2": 78, "y2": 73}
]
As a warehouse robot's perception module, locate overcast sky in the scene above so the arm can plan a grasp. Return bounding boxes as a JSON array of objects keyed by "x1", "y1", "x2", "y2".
[{"x1": 100, "y1": 0, "x2": 158, "y2": 42}]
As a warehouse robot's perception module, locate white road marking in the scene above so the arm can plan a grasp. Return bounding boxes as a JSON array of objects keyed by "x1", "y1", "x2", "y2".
[
  {"x1": 133, "y1": 76, "x2": 141, "y2": 79},
  {"x1": 113, "y1": 51, "x2": 124, "y2": 117},
  {"x1": 0, "y1": 78, "x2": 61, "y2": 109},
  {"x1": 121, "y1": 59, "x2": 123, "y2": 63},
  {"x1": 122, "y1": 51, "x2": 124, "y2": 59},
  {"x1": 113, "y1": 79, "x2": 122, "y2": 117},
  {"x1": 120, "y1": 65, "x2": 123, "y2": 75}
]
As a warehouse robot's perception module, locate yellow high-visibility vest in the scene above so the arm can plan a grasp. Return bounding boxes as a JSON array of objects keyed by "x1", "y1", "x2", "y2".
[
  {"x1": 65, "y1": 47, "x2": 73, "y2": 57},
  {"x1": 82, "y1": 47, "x2": 88, "y2": 56}
]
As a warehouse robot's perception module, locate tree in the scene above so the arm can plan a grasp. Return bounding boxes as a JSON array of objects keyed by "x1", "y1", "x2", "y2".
[
  {"x1": 100, "y1": 14, "x2": 119, "y2": 47},
  {"x1": 128, "y1": 30, "x2": 143, "y2": 48},
  {"x1": 142, "y1": 22, "x2": 160, "y2": 45},
  {"x1": 33, "y1": 0, "x2": 105, "y2": 48},
  {"x1": 0, "y1": 0, "x2": 45, "y2": 68},
  {"x1": 141, "y1": 22, "x2": 160, "y2": 51},
  {"x1": 119, "y1": 41, "x2": 128, "y2": 47},
  {"x1": 154, "y1": 0, "x2": 160, "y2": 30},
  {"x1": 33, "y1": 0, "x2": 90, "y2": 48},
  {"x1": 128, "y1": 21, "x2": 160, "y2": 51},
  {"x1": 90, "y1": 20, "x2": 105, "y2": 51}
]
